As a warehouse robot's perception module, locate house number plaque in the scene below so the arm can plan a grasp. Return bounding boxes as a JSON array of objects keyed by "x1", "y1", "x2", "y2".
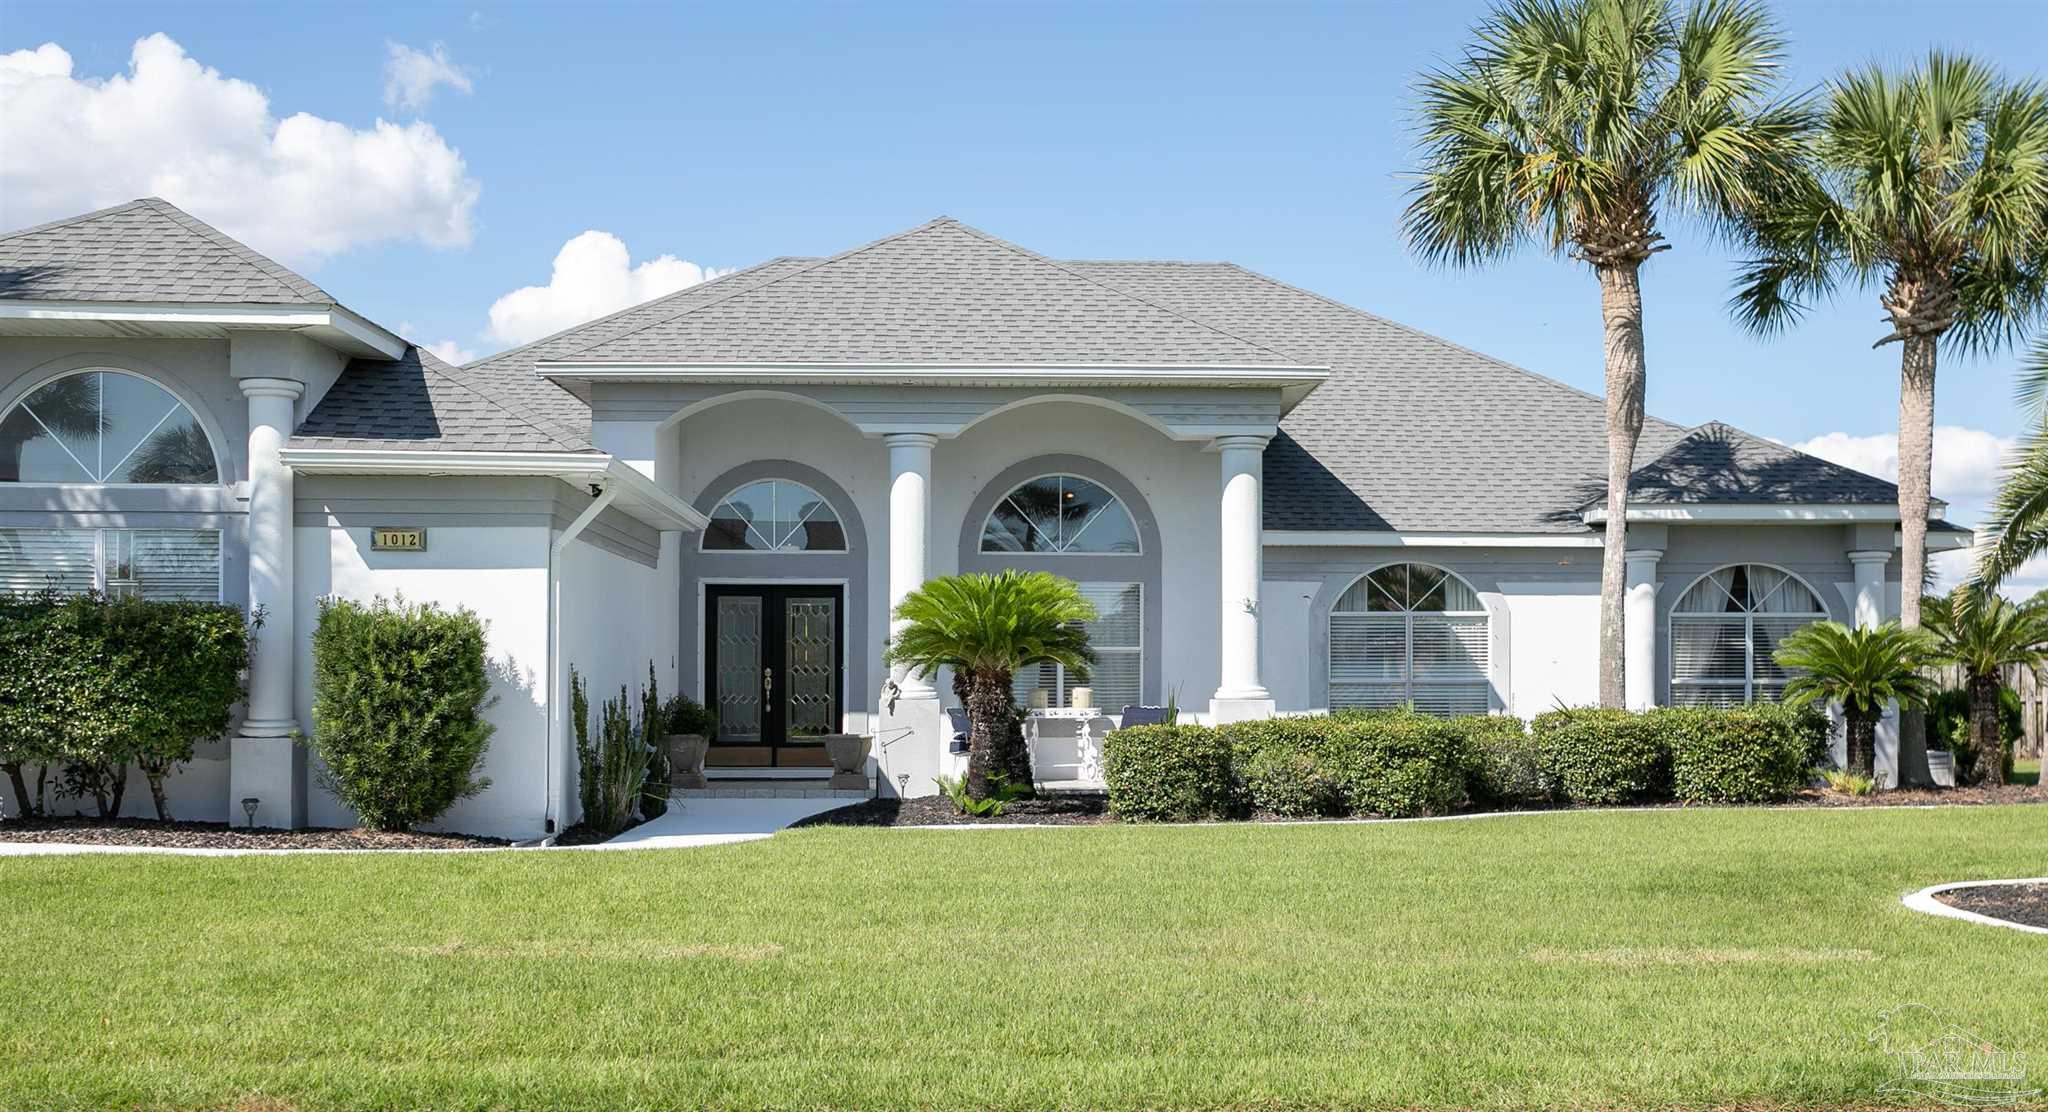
[{"x1": 370, "y1": 527, "x2": 428, "y2": 552}]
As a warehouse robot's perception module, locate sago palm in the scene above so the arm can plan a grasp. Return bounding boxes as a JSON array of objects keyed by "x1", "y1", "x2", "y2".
[
  {"x1": 1923, "y1": 592, "x2": 2048, "y2": 785},
  {"x1": 1774, "y1": 621, "x2": 1936, "y2": 781},
  {"x1": 886, "y1": 570, "x2": 1096, "y2": 800},
  {"x1": 1405, "y1": 0, "x2": 1811, "y2": 706},
  {"x1": 1733, "y1": 55, "x2": 2048, "y2": 631},
  {"x1": 1976, "y1": 334, "x2": 2048, "y2": 591}
]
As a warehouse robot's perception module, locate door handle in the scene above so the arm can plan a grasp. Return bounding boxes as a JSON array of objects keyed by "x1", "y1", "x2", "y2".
[{"x1": 763, "y1": 667, "x2": 773, "y2": 701}]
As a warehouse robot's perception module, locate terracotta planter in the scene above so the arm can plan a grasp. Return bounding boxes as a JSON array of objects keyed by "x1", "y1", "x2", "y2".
[
  {"x1": 821, "y1": 734, "x2": 871, "y2": 790},
  {"x1": 668, "y1": 734, "x2": 709, "y2": 789}
]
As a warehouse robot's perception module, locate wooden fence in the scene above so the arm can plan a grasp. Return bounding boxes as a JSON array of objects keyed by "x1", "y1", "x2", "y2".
[{"x1": 1929, "y1": 663, "x2": 2046, "y2": 759}]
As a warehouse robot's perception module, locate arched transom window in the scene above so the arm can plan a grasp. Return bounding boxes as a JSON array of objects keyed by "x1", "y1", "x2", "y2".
[
  {"x1": 1670, "y1": 564, "x2": 1827, "y2": 706},
  {"x1": 980, "y1": 474, "x2": 1139, "y2": 555},
  {"x1": 702, "y1": 479, "x2": 847, "y2": 552},
  {"x1": 1, "y1": 370, "x2": 218, "y2": 485},
  {"x1": 1328, "y1": 563, "x2": 1490, "y2": 715},
  {"x1": 0, "y1": 370, "x2": 223, "y2": 600}
]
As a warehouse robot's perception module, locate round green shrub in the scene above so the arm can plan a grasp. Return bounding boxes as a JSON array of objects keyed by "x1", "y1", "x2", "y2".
[
  {"x1": 1103, "y1": 723, "x2": 1245, "y2": 821},
  {"x1": 1531, "y1": 708, "x2": 1671, "y2": 805},
  {"x1": 1314, "y1": 710, "x2": 1471, "y2": 817},
  {"x1": 1662, "y1": 703, "x2": 1827, "y2": 804},
  {"x1": 1453, "y1": 713, "x2": 1546, "y2": 808},
  {"x1": 309, "y1": 595, "x2": 496, "y2": 832},
  {"x1": 1241, "y1": 743, "x2": 1341, "y2": 817}
]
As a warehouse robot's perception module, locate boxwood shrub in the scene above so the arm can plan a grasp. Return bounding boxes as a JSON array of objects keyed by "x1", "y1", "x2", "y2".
[
  {"x1": 1455, "y1": 713, "x2": 1547, "y2": 808},
  {"x1": 1310, "y1": 710, "x2": 1470, "y2": 817},
  {"x1": 1102, "y1": 724, "x2": 1244, "y2": 821},
  {"x1": 1664, "y1": 703, "x2": 1828, "y2": 804},
  {"x1": 1530, "y1": 708, "x2": 1671, "y2": 805}
]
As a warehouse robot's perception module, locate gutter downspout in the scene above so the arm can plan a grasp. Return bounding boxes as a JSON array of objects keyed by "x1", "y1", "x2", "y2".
[{"x1": 545, "y1": 484, "x2": 619, "y2": 833}]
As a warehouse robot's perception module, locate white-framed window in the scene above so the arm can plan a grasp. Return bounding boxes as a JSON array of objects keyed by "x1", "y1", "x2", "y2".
[
  {"x1": 1, "y1": 370, "x2": 219, "y2": 485},
  {"x1": 0, "y1": 528, "x2": 223, "y2": 601},
  {"x1": 1670, "y1": 564, "x2": 1827, "y2": 706},
  {"x1": 1012, "y1": 581, "x2": 1141, "y2": 712},
  {"x1": 1328, "y1": 563, "x2": 1490, "y2": 715},
  {"x1": 701, "y1": 478, "x2": 847, "y2": 553},
  {"x1": 980, "y1": 474, "x2": 1140, "y2": 555}
]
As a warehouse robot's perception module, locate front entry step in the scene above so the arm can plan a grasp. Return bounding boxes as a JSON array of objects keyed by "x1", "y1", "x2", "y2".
[{"x1": 677, "y1": 778, "x2": 871, "y2": 800}]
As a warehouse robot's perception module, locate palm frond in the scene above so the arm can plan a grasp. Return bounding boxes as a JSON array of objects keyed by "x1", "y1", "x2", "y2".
[
  {"x1": 885, "y1": 570, "x2": 1098, "y2": 685},
  {"x1": 1974, "y1": 405, "x2": 2048, "y2": 591},
  {"x1": 1774, "y1": 620, "x2": 1938, "y2": 716}
]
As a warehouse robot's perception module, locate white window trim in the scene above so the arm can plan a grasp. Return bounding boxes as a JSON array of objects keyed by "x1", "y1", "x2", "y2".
[
  {"x1": 1327, "y1": 563, "x2": 1491, "y2": 713},
  {"x1": 1668, "y1": 564, "x2": 1828, "y2": 705},
  {"x1": 979, "y1": 472, "x2": 1144, "y2": 557}
]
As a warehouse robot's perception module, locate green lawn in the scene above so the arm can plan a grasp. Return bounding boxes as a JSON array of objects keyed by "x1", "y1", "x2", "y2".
[
  {"x1": 4, "y1": 807, "x2": 2046, "y2": 1111},
  {"x1": 2016, "y1": 756, "x2": 2041, "y2": 786}
]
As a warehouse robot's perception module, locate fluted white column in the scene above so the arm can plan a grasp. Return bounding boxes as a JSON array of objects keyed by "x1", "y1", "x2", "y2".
[
  {"x1": 1624, "y1": 548, "x2": 1662, "y2": 711},
  {"x1": 232, "y1": 377, "x2": 305, "y2": 828},
  {"x1": 1848, "y1": 550, "x2": 1889, "y2": 629},
  {"x1": 1211, "y1": 435, "x2": 1273, "y2": 721},
  {"x1": 886, "y1": 433, "x2": 937, "y2": 699}
]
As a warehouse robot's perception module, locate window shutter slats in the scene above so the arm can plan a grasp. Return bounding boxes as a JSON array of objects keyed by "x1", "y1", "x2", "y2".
[
  {"x1": 0, "y1": 529, "x2": 97, "y2": 595},
  {"x1": 0, "y1": 527, "x2": 219, "y2": 601}
]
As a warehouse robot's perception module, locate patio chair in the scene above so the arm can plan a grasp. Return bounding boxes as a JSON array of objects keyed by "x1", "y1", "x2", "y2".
[{"x1": 1117, "y1": 705, "x2": 1172, "y2": 728}]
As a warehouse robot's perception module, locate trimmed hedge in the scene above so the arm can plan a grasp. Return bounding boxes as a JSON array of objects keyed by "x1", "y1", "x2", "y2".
[
  {"x1": 1664, "y1": 703, "x2": 1828, "y2": 804},
  {"x1": 1459, "y1": 713, "x2": 1549, "y2": 808},
  {"x1": 1530, "y1": 708, "x2": 1671, "y2": 805},
  {"x1": 1102, "y1": 724, "x2": 1244, "y2": 821}
]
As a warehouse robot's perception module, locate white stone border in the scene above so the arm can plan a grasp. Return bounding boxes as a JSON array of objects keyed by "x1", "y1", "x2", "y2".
[{"x1": 1901, "y1": 878, "x2": 2048, "y2": 936}]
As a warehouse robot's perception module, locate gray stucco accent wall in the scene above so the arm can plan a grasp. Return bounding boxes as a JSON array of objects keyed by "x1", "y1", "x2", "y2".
[
  {"x1": 955, "y1": 453, "x2": 1164, "y2": 705},
  {"x1": 675, "y1": 459, "x2": 870, "y2": 709}
]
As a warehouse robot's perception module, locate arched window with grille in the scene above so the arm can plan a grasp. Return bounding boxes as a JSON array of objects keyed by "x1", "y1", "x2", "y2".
[
  {"x1": 701, "y1": 478, "x2": 848, "y2": 553},
  {"x1": 0, "y1": 369, "x2": 224, "y2": 600},
  {"x1": 1669, "y1": 564, "x2": 1829, "y2": 706},
  {"x1": 1328, "y1": 563, "x2": 1490, "y2": 715}
]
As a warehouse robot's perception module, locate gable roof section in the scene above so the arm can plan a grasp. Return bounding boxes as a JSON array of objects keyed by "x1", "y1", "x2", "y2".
[
  {"x1": 1601, "y1": 421, "x2": 1906, "y2": 507},
  {"x1": 1065, "y1": 260, "x2": 1700, "y2": 533},
  {"x1": 0, "y1": 198, "x2": 334, "y2": 305},
  {"x1": 544, "y1": 218, "x2": 1309, "y2": 367}
]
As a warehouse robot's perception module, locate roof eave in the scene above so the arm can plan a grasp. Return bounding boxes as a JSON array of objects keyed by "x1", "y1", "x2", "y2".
[
  {"x1": 0, "y1": 299, "x2": 407, "y2": 360},
  {"x1": 276, "y1": 446, "x2": 708, "y2": 532},
  {"x1": 1581, "y1": 503, "x2": 1938, "y2": 525}
]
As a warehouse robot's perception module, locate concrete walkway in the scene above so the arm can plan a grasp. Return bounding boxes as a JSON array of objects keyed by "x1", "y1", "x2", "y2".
[{"x1": 584, "y1": 796, "x2": 848, "y2": 850}]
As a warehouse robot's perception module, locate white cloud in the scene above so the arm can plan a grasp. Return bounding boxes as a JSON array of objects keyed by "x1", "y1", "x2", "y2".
[
  {"x1": 1793, "y1": 426, "x2": 2017, "y2": 506},
  {"x1": 0, "y1": 35, "x2": 479, "y2": 265},
  {"x1": 399, "y1": 324, "x2": 477, "y2": 366},
  {"x1": 485, "y1": 231, "x2": 729, "y2": 346},
  {"x1": 383, "y1": 42, "x2": 472, "y2": 113}
]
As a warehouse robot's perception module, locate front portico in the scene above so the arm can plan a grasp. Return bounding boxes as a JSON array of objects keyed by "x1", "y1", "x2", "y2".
[{"x1": 554, "y1": 366, "x2": 1326, "y2": 796}]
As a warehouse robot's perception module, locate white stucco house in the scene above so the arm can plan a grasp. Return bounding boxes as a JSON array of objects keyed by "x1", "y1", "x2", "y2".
[{"x1": 0, "y1": 199, "x2": 1972, "y2": 835}]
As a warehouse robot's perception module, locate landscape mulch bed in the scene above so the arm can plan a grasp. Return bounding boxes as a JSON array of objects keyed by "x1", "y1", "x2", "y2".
[
  {"x1": 0, "y1": 817, "x2": 508, "y2": 850},
  {"x1": 795, "y1": 782, "x2": 2048, "y2": 828},
  {"x1": 1936, "y1": 882, "x2": 2048, "y2": 930}
]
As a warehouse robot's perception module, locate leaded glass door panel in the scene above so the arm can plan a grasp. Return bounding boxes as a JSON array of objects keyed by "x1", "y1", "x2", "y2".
[{"x1": 704, "y1": 584, "x2": 844, "y2": 766}]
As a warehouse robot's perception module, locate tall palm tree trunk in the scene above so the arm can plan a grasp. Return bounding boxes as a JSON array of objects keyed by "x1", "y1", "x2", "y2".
[
  {"x1": 1894, "y1": 333, "x2": 1938, "y2": 786},
  {"x1": 1968, "y1": 674, "x2": 2005, "y2": 786},
  {"x1": 1597, "y1": 261, "x2": 1648, "y2": 709},
  {"x1": 963, "y1": 670, "x2": 1012, "y2": 800}
]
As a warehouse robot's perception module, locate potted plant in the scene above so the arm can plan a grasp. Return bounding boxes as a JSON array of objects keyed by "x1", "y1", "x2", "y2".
[
  {"x1": 663, "y1": 694, "x2": 717, "y2": 789},
  {"x1": 821, "y1": 733, "x2": 871, "y2": 789}
]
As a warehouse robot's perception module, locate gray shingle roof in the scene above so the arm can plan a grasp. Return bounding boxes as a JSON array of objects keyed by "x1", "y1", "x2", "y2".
[
  {"x1": 0, "y1": 198, "x2": 334, "y2": 305},
  {"x1": 291, "y1": 347, "x2": 588, "y2": 452},
  {"x1": 1597, "y1": 421, "x2": 1904, "y2": 507},
  {"x1": 546, "y1": 219, "x2": 1309, "y2": 366}
]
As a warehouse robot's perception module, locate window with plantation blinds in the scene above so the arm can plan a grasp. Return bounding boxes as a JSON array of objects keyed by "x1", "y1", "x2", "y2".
[
  {"x1": 1670, "y1": 564, "x2": 1826, "y2": 706},
  {"x1": 1328, "y1": 563, "x2": 1490, "y2": 715},
  {"x1": 0, "y1": 528, "x2": 221, "y2": 601},
  {"x1": 1012, "y1": 582, "x2": 1141, "y2": 712}
]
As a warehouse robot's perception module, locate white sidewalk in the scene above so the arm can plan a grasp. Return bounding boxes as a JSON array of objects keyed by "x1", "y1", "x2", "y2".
[{"x1": 585, "y1": 796, "x2": 849, "y2": 850}]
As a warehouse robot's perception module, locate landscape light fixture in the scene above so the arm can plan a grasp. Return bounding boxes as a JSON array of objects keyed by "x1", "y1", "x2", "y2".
[
  {"x1": 240, "y1": 797, "x2": 260, "y2": 829},
  {"x1": 896, "y1": 773, "x2": 909, "y2": 797}
]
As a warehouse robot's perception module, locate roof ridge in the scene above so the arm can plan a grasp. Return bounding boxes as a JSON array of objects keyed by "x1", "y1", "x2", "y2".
[
  {"x1": 467, "y1": 255, "x2": 810, "y2": 372},
  {"x1": 546, "y1": 219, "x2": 965, "y2": 361},
  {"x1": 937, "y1": 222, "x2": 1311, "y2": 365},
  {"x1": 136, "y1": 197, "x2": 333, "y2": 305},
  {"x1": 1209, "y1": 261, "x2": 1692, "y2": 437},
  {"x1": 408, "y1": 347, "x2": 585, "y2": 451},
  {"x1": 0, "y1": 198, "x2": 156, "y2": 244}
]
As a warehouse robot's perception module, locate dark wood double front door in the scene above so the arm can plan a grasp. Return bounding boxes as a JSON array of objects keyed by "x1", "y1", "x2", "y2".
[{"x1": 704, "y1": 584, "x2": 844, "y2": 767}]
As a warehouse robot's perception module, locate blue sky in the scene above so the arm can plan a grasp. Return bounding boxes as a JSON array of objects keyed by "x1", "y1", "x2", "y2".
[{"x1": 3, "y1": 0, "x2": 2042, "y2": 575}]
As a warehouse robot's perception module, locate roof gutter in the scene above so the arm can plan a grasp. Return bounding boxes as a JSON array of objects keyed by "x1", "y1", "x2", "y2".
[
  {"x1": 1580, "y1": 503, "x2": 1937, "y2": 525},
  {"x1": 544, "y1": 484, "x2": 618, "y2": 834}
]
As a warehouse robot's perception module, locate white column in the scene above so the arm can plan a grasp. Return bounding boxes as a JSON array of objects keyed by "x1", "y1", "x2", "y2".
[
  {"x1": 1211, "y1": 435, "x2": 1274, "y2": 722},
  {"x1": 885, "y1": 433, "x2": 938, "y2": 699},
  {"x1": 1848, "y1": 550, "x2": 1889, "y2": 629},
  {"x1": 1623, "y1": 548, "x2": 1662, "y2": 711},
  {"x1": 232, "y1": 377, "x2": 305, "y2": 829}
]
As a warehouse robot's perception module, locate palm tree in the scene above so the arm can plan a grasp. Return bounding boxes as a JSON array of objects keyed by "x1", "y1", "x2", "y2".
[
  {"x1": 1977, "y1": 335, "x2": 2048, "y2": 590},
  {"x1": 886, "y1": 570, "x2": 1097, "y2": 800},
  {"x1": 1924, "y1": 592, "x2": 2048, "y2": 785},
  {"x1": 1405, "y1": 0, "x2": 1811, "y2": 707},
  {"x1": 1775, "y1": 621, "x2": 1937, "y2": 780},
  {"x1": 1732, "y1": 54, "x2": 2048, "y2": 780}
]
